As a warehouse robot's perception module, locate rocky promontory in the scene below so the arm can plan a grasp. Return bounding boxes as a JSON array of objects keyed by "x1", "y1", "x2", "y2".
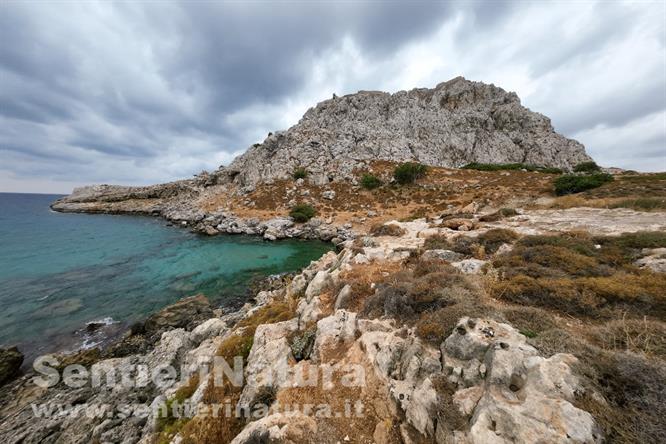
[{"x1": 51, "y1": 76, "x2": 590, "y2": 229}]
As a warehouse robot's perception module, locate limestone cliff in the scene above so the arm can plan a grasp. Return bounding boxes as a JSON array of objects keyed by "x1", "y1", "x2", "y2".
[{"x1": 225, "y1": 76, "x2": 590, "y2": 185}]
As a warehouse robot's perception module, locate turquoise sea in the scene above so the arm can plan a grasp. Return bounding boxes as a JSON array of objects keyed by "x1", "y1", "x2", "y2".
[{"x1": 0, "y1": 193, "x2": 332, "y2": 361}]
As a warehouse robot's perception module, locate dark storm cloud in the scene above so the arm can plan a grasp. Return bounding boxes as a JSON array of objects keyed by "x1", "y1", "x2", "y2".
[{"x1": 1, "y1": 0, "x2": 664, "y2": 193}]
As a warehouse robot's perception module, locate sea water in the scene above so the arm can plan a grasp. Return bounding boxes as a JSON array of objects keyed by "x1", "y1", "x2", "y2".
[{"x1": 0, "y1": 193, "x2": 332, "y2": 360}]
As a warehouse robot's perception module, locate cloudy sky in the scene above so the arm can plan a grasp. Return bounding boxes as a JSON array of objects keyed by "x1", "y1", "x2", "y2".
[{"x1": 1, "y1": 0, "x2": 665, "y2": 193}]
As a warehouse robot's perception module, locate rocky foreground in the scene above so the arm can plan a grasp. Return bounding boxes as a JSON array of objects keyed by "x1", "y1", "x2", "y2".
[{"x1": 1, "y1": 207, "x2": 665, "y2": 443}]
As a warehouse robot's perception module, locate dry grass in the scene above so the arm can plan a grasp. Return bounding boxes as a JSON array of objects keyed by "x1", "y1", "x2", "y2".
[
  {"x1": 588, "y1": 315, "x2": 666, "y2": 358},
  {"x1": 335, "y1": 261, "x2": 404, "y2": 312},
  {"x1": 176, "y1": 299, "x2": 298, "y2": 444},
  {"x1": 199, "y1": 160, "x2": 558, "y2": 231},
  {"x1": 490, "y1": 231, "x2": 666, "y2": 319},
  {"x1": 423, "y1": 228, "x2": 518, "y2": 259},
  {"x1": 274, "y1": 363, "x2": 391, "y2": 444}
]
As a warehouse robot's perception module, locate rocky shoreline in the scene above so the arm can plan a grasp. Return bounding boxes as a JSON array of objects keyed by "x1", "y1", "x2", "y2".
[
  {"x1": 3, "y1": 207, "x2": 666, "y2": 442},
  {"x1": 51, "y1": 189, "x2": 357, "y2": 244}
]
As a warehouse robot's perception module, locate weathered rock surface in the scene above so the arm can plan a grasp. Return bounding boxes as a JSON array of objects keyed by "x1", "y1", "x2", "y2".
[
  {"x1": 635, "y1": 247, "x2": 666, "y2": 273},
  {"x1": 443, "y1": 317, "x2": 602, "y2": 444},
  {"x1": 227, "y1": 77, "x2": 590, "y2": 186}
]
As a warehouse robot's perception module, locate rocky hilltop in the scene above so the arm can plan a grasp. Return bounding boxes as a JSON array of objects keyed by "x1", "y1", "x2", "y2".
[
  {"x1": 225, "y1": 76, "x2": 590, "y2": 186},
  {"x1": 51, "y1": 77, "x2": 592, "y2": 223}
]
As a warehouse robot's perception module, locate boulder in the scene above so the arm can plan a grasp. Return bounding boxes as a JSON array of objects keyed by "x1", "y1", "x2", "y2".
[
  {"x1": 442, "y1": 318, "x2": 602, "y2": 444},
  {"x1": 239, "y1": 319, "x2": 298, "y2": 409},
  {"x1": 190, "y1": 318, "x2": 227, "y2": 345},
  {"x1": 334, "y1": 284, "x2": 353, "y2": 310},
  {"x1": 313, "y1": 310, "x2": 358, "y2": 362},
  {"x1": 304, "y1": 270, "x2": 331, "y2": 301},
  {"x1": 230, "y1": 413, "x2": 317, "y2": 444},
  {"x1": 451, "y1": 259, "x2": 487, "y2": 274},
  {"x1": 422, "y1": 249, "x2": 464, "y2": 262}
]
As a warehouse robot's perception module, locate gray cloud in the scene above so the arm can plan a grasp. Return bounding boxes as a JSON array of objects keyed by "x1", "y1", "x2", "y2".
[{"x1": 1, "y1": 0, "x2": 664, "y2": 193}]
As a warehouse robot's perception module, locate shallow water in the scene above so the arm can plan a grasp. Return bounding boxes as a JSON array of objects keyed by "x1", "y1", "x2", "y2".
[{"x1": 0, "y1": 193, "x2": 332, "y2": 359}]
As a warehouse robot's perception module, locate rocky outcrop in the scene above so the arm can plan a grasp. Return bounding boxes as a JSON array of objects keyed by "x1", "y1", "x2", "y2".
[
  {"x1": 226, "y1": 76, "x2": 590, "y2": 186},
  {"x1": 443, "y1": 317, "x2": 601, "y2": 443}
]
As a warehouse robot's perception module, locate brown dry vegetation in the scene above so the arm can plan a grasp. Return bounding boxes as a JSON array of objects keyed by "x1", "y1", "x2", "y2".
[
  {"x1": 197, "y1": 161, "x2": 558, "y2": 230},
  {"x1": 490, "y1": 231, "x2": 666, "y2": 319},
  {"x1": 337, "y1": 228, "x2": 666, "y2": 443},
  {"x1": 424, "y1": 228, "x2": 518, "y2": 258},
  {"x1": 162, "y1": 226, "x2": 666, "y2": 443},
  {"x1": 174, "y1": 299, "x2": 297, "y2": 444},
  {"x1": 539, "y1": 172, "x2": 666, "y2": 211}
]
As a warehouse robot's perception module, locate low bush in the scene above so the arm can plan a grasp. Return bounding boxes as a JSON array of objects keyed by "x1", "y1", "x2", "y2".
[
  {"x1": 554, "y1": 173, "x2": 613, "y2": 195},
  {"x1": 415, "y1": 302, "x2": 492, "y2": 345},
  {"x1": 574, "y1": 351, "x2": 666, "y2": 443},
  {"x1": 289, "y1": 324, "x2": 317, "y2": 361},
  {"x1": 594, "y1": 231, "x2": 666, "y2": 250},
  {"x1": 478, "y1": 207, "x2": 519, "y2": 222},
  {"x1": 573, "y1": 161, "x2": 601, "y2": 173},
  {"x1": 491, "y1": 274, "x2": 603, "y2": 317},
  {"x1": 369, "y1": 223, "x2": 405, "y2": 237},
  {"x1": 495, "y1": 244, "x2": 608, "y2": 277},
  {"x1": 609, "y1": 197, "x2": 666, "y2": 211},
  {"x1": 289, "y1": 203, "x2": 316, "y2": 222},
  {"x1": 477, "y1": 228, "x2": 518, "y2": 254},
  {"x1": 393, "y1": 162, "x2": 428, "y2": 184},
  {"x1": 292, "y1": 167, "x2": 308, "y2": 180},
  {"x1": 360, "y1": 173, "x2": 382, "y2": 189},
  {"x1": 590, "y1": 318, "x2": 666, "y2": 358},
  {"x1": 500, "y1": 306, "x2": 557, "y2": 338},
  {"x1": 491, "y1": 272, "x2": 666, "y2": 319},
  {"x1": 423, "y1": 234, "x2": 451, "y2": 250},
  {"x1": 361, "y1": 258, "x2": 476, "y2": 321},
  {"x1": 462, "y1": 162, "x2": 563, "y2": 174},
  {"x1": 423, "y1": 229, "x2": 517, "y2": 258}
]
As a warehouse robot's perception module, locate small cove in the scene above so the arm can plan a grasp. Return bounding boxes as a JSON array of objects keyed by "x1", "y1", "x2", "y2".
[{"x1": 0, "y1": 193, "x2": 332, "y2": 361}]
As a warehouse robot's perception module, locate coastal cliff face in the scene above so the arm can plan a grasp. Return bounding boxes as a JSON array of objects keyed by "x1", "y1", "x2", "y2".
[{"x1": 226, "y1": 77, "x2": 590, "y2": 186}]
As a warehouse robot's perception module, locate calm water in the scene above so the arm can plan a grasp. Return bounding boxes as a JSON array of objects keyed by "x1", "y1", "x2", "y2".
[{"x1": 0, "y1": 193, "x2": 332, "y2": 359}]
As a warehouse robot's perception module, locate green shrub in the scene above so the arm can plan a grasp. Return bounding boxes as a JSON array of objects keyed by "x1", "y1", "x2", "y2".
[
  {"x1": 394, "y1": 162, "x2": 428, "y2": 184},
  {"x1": 289, "y1": 203, "x2": 316, "y2": 222},
  {"x1": 573, "y1": 161, "x2": 601, "y2": 173},
  {"x1": 360, "y1": 173, "x2": 382, "y2": 189},
  {"x1": 462, "y1": 162, "x2": 563, "y2": 174},
  {"x1": 292, "y1": 167, "x2": 308, "y2": 180},
  {"x1": 554, "y1": 173, "x2": 613, "y2": 195}
]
